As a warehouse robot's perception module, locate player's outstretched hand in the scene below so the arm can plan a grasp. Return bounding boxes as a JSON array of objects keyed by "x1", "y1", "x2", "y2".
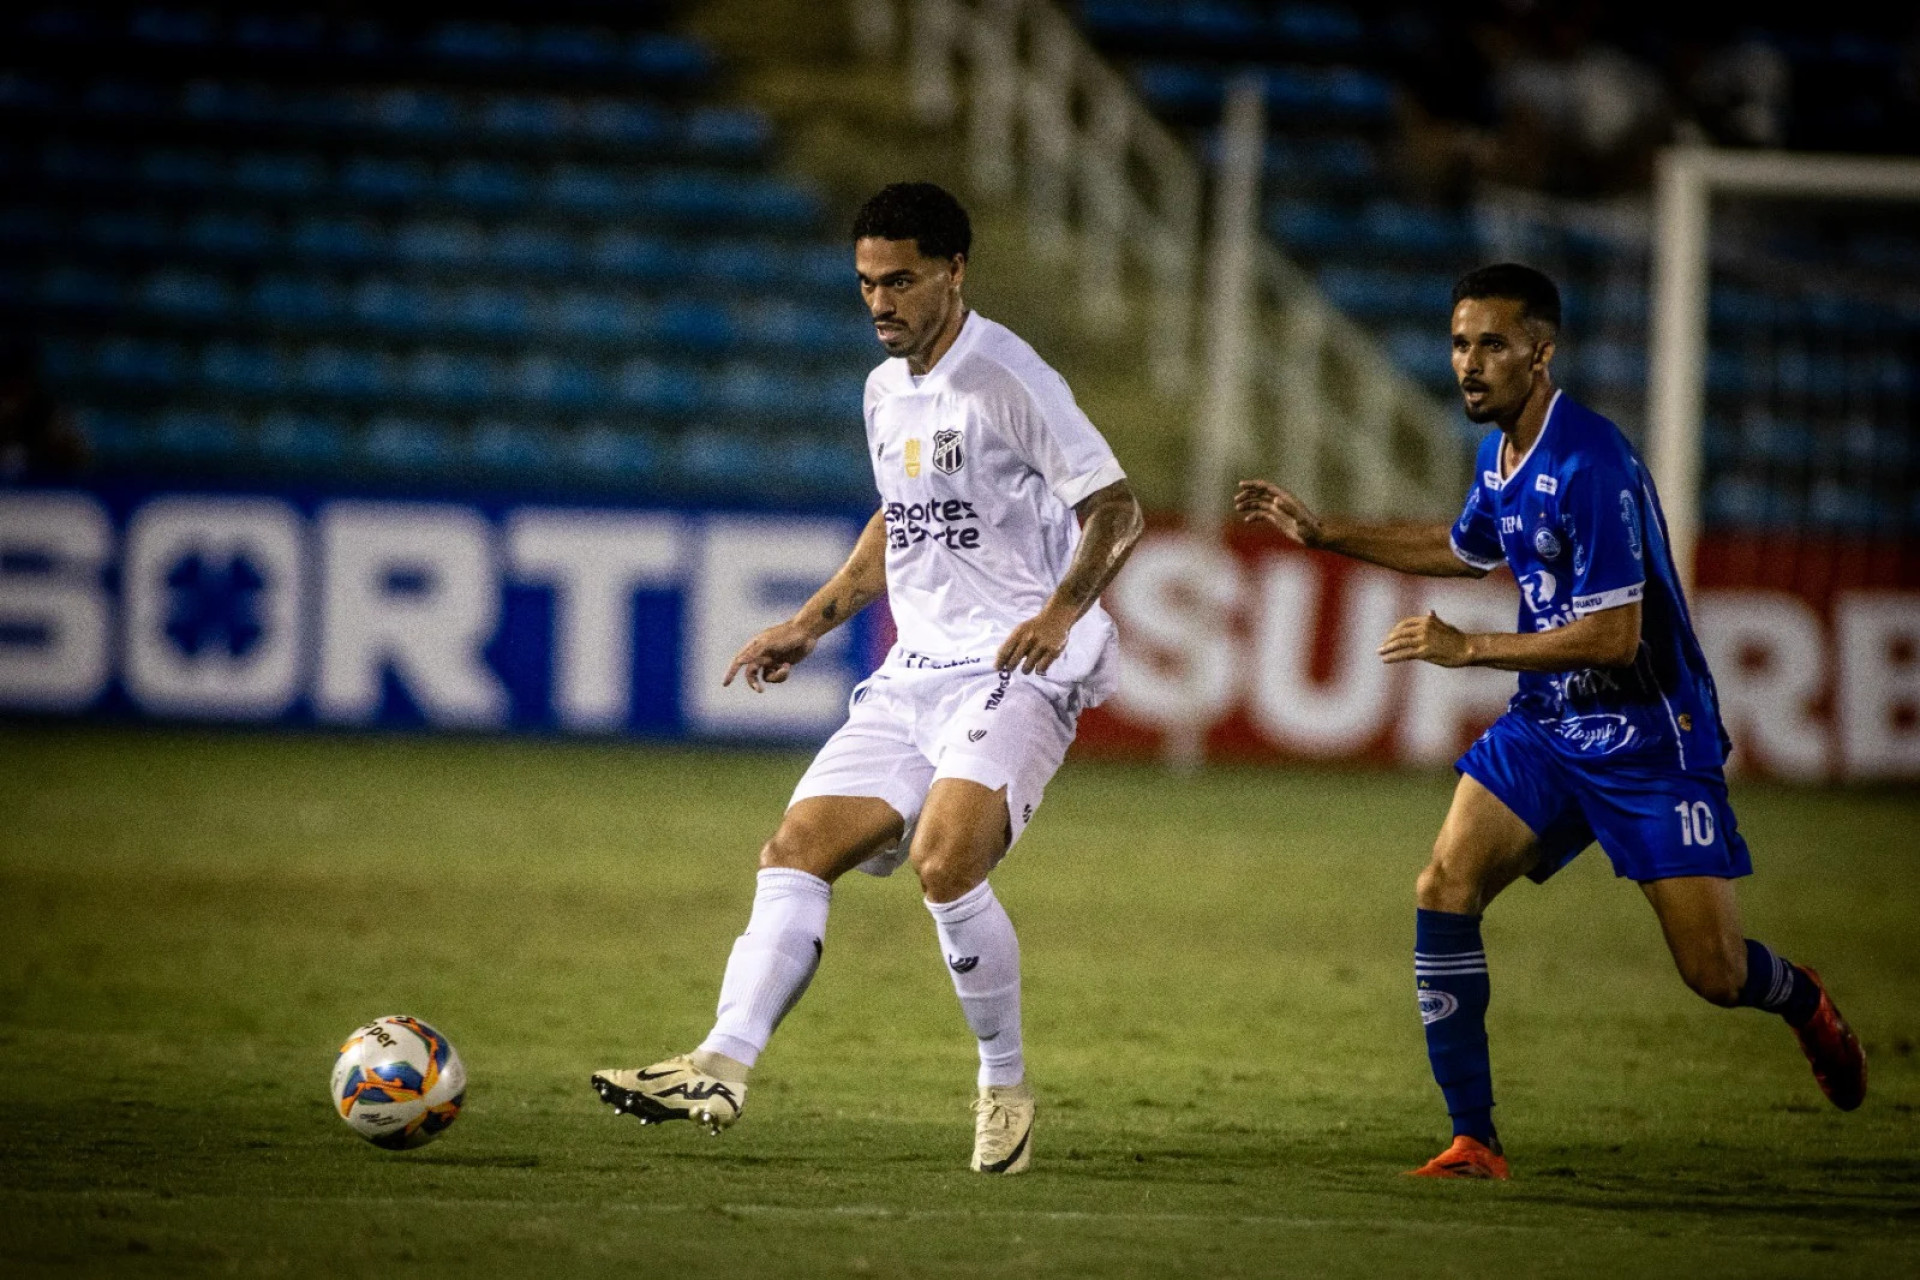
[
  {"x1": 996, "y1": 603, "x2": 1075, "y2": 676},
  {"x1": 1234, "y1": 479, "x2": 1323, "y2": 547},
  {"x1": 1377, "y1": 611, "x2": 1472, "y2": 667},
  {"x1": 724, "y1": 620, "x2": 818, "y2": 692}
]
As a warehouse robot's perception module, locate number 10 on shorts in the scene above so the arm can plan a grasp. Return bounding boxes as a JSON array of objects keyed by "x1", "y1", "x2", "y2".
[{"x1": 1674, "y1": 800, "x2": 1716, "y2": 847}]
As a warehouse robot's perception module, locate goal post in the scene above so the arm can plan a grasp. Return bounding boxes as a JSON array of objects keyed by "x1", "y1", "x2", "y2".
[{"x1": 1646, "y1": 147, "x2": 1920, "y2": 592}]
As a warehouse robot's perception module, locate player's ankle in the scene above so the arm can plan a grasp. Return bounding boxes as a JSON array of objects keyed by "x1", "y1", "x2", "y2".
[
  {"x1": 689, "y1": 1049, "x2": 752, "y2": 1084},
  {"x1": 1452, "y1": 1113, "x2": 1499, "y2": 1152}
]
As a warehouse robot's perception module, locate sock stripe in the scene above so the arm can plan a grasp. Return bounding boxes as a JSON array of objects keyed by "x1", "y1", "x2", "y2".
[
  {"x1": 1765, "y1": 952, "x2": 1794, "y2": 1010},
  {"x1": 1416, "y1": 961, "x2": 1490, "y2": 973}
]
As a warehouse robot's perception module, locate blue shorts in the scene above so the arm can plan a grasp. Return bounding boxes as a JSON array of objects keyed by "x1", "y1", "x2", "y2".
[{"x1": 1457, "y1": 713, "x2": 1752, "y2": 884}]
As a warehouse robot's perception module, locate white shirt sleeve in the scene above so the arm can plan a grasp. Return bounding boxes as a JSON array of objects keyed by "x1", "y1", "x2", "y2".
[{"x1": 1001, "y1": 364, "x2": 1127, "y2": 509}]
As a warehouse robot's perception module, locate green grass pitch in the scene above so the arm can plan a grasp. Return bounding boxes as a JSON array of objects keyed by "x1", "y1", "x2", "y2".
[{"x1": 3, "y1": 726, "x2": 1917, "y2": 1277}]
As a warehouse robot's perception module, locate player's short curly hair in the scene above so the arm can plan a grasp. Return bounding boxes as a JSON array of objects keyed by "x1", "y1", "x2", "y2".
[
  {"x1": 1452, "y1": 263, "x2": 1562, "y2": 332},
  {"x1": 851, "y1": 182, "x2": 972, "y2": 261}
]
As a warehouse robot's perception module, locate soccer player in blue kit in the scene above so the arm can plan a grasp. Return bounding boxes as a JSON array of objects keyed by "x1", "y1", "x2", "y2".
[{"x1": 1235, "y1": 264, "x2": 1865, "y2": 1180}]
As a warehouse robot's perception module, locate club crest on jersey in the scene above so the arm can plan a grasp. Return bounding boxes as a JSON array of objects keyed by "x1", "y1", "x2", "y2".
[
  {"x1": 904, "y1": 438, "x2": 922, "y2": 477},
  {"x1": 1533, "y1": 527, "x2": 1562, "y2": 560},
  {"x1": 932, "y1": 428, "x2": 964, "y2": 475}
]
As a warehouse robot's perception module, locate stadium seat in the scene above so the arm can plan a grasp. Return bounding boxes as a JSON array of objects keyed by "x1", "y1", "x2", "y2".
[
  {"x1": 505, "y1": 355, "x2": 602, "y2": 408},
  {"x1": 43, "y1": 141, "x2": 130, "y2": 187},
  {"x1": 683, "y1": 107, "x2": 773, "y2": 158},
  {"x1": 290, "y1": 216, "x2": 384, "y2": 266},
  {"x1": 446, "y1": 285, "x2": 533, "y2": 339},
  {"x1": 233, "y1": 151, "x2": 326, "y2": 198},
  {"x1": 340, "y1": 154, "x2": 431, "y2": 204},
  {"x1": 614, "y1": 358, "x2": 704, "y2": 415},
  {"x1": 299, "y1": 345, "x2": 390, "y2": 399},
  {"x1": 480, "y1": 95, "x2": 571, "y2": 142},
  {"x1": 679, "y1": 426, "x2": 767, "y2": 488},
  {"x1": 1274, "y1": 3, "x2": 1365, "y2": 48},
  {"x1": 394, "y1": 220, "x2": 484, "y2": 268},
  {"x1": 588, "y1": 229, "x2": 674, "y2": 280},
  {"x1": 712, "y1": 363, "x2": 808, "y2": 416},
  {"x1": 552, "y1": 290, "x2": 651, "y2": 341},
  {"x1": 363, "y1": 88, "x2": 460, "y2": 138},
  {"x1": 153, "y1": 408, "x2": 245, "y2": 461},
  {"x1": 183, "y1": 210, "x2": 276, "y2": 259},
  {"x1": 547, "y1": 164, "x2": 631, "y2": 216},
  {"x1": 40, "y1": 265, "x2": 126, "y2": 312},
  {"x1": 470, "y1": 419, "x2": 557, "y2": 472},
  {"x1": 491, "y1": 224, "x2": 576, "y2": 274},
  {"x1": 232, "y1": 14, "x2": 326, "y2": 55},
  {"x1": 350, "y1": 278, "x2": 436, "y2": 335},
  {"x1": 424, "y1": 22, "x2": 522, "y2": 66},
  {"x1": 570, "y1": 424, "x2": 664, "y2": 481},
  {"x1": 445, "y1": 160, "x2": 533, "y2": 210},
  {"x1": 362, "y1": 415, "x2": 455, "y2": 471},
  {"x1": 83, "y1": 78, "x2": 165, "y2": 118},
  {"x1": 627, "y1": 34, "x2": 715, "y2": 85},
  {"x1": 0, "y1": 205, "x2": 54, "y2": 249},
  {"x1": 200, "y1": 341, "x2": 284, "y2": 395},
  {"x1": 656, "y1": 300, "x2": 736, "y2": 349},
  {"x1": 141, "y1": 147, "x2": 225, "y2": 191},
  {"x1": 530, "y1": 27, "x2": 621, "y2": 74},
  {"x1": 247, "y1": 276, "x2": 345, "y2": 328},
  {"x1": 143, "y1": 268, "x2": 235, "y2": 320},
  {"x1": 257, "y1": 410, "x2": 349, "y2": 466},
  {"x1": 404, "y1": 349, "x2": 496, "y2": 405},
  {"x1": 95, "y1": 336, "x2": 187, "y2": 389},
  {"x1": 580, "y1": 100, "x2": 670, "y2": 148},
  {"x1": 129, "y1": 8, "x2": 218, "y2": 49}
]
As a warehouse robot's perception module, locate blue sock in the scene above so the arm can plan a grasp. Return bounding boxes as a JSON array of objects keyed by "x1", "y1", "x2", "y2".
[
  {"x1": 1739, "y1": 939, "x2": 1820, "y2": 1027},
  {"x1": 1416, "y1": 909, "x2": 1496, "y2": 1144}
]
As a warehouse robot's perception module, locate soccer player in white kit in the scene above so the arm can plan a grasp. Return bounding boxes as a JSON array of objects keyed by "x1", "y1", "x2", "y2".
[{"x1": 592, "y1": 183, "x2": 1144, "y2": 1174}]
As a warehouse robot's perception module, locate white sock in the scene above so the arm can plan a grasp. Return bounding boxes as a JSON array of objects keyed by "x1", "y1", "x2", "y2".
[
  {"x1": 698, "y1": 867, "x2": 830, "y2": 1070},
  {"x1": 925, "y1": 880, "x2": 1025, "y2": 1089}
]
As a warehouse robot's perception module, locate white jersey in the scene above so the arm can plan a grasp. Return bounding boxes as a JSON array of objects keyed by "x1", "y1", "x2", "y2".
[{"x1": 862, "y1": 312, "x2": 1125, "y2": 700}]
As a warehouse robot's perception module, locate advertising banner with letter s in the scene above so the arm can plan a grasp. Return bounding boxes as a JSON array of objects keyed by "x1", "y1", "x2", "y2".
[
  {"x1": 1074, "y1": 522, "x2": 1920, "y2": 783},
  {"x1": 0, "y1": 483, "x2": 887, "y2": 742}
]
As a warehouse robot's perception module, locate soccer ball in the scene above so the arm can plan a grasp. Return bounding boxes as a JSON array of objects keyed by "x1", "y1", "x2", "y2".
[{"x1": 330, "y1": 1015, "x2": 467, "y2": 1150}]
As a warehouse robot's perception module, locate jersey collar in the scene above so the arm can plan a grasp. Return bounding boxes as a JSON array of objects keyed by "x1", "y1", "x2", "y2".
[{"x1": 1487, "y1": 387, "x2": 1563, "y2": 491}]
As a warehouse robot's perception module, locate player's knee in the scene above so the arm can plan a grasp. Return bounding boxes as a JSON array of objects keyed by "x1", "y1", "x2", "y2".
[
  {"x1": 759, "y1": 819, "x2": 835, "y2": 877},
  {"x1": 909, "y1": 830, "x2": 990, "y2": 903},
  {"x1": 1416, "y1": 850, "x2": 1479, "y2": 914}
]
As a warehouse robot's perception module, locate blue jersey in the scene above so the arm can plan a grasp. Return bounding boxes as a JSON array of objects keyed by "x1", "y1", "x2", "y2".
[{"x1": 1449, "y1": 391, "x2": 1730, "y2": 769}]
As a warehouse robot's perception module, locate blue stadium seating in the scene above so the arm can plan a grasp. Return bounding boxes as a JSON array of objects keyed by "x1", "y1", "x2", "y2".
[{"x1": 2, "y1": 6, "x2": 876, "y2": 499}]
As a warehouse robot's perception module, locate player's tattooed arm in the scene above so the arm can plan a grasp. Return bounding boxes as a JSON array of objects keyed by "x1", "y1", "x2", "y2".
[
  {"x1": 1234, "y1": 480, "x2": 1484, "y2": 579},
  {"x1": 1377, "y1": 601, "x2": 1642, "y2": 671},
  {"x1": 724, "y1": 508, "x2": 888, "y2": 693},
  {"x1": 996, "y1": 479, "x2": 1144, "y2": 675}
]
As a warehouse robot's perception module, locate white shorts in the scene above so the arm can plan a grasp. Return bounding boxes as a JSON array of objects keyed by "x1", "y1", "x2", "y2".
[{"x1": 789, "y1": 661, "x2": 1081, "y2": 878}]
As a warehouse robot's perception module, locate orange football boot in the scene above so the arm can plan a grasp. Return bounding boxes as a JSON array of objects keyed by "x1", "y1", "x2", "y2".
[
  {"x1": 1406, "y1": 1135, "x2": 1510, "y2": 1180},
  {"x1": 1791, "y1": 968, "x2": 1866, "y2": 1112}
]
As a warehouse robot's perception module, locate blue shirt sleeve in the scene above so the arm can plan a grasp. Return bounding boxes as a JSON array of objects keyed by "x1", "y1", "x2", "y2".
[
  {"x1": 1449, "y1": 450, "x2": 1504, "y2": 572},
  {"x1": 1566, "y1": 461, "x2": 1647, "y2": 616}
]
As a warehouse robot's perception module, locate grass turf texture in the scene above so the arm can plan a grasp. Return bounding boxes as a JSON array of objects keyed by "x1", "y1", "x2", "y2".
[{"x1": 2, "y1": 726, "x2": 1917, "y2": 1277}]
